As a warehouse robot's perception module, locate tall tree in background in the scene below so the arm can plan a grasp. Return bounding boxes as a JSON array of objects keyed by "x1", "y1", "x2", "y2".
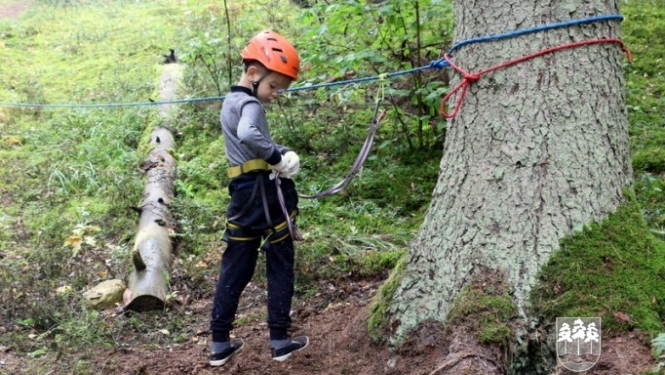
[{"x1": 388, "y1": 0, "x2": 630, "y2": 344}]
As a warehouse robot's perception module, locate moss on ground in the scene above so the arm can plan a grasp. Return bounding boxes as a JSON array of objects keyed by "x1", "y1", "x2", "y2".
[{"x1": 531, "y1": 193, "x2": 665, "y2": 333}]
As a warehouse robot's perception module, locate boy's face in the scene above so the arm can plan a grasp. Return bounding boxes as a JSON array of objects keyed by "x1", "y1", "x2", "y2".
[{"x1": 246, "y1": 65, "x2": 293, "y2": 104}]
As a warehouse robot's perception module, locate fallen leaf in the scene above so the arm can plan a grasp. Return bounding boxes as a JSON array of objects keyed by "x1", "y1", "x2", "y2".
[
  {"x1": 63, "y1": 235, "x2": 82, "y2": 247},
  {"x1": 3, "y1": 136, "x2": 22, "y2": 146}
]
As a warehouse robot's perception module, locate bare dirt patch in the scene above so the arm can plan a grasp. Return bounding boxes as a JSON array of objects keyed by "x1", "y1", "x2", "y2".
[
  {"x1": 0, "y1": 0, "x2": 34, "y2": 20},
  {"x1": 86, "y1": 301, "x2": 453, "y2": 375}
]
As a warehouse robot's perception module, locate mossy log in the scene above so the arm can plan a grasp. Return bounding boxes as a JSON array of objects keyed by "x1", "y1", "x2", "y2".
[{"x1": 126, "y1": 127, "x2": 176, "y2": 312}]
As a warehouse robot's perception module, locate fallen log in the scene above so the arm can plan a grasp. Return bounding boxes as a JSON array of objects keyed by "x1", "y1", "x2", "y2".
[
  {"x1": 125, "y1": 63, "x2": 182, "y2": 312},
  {"x1": 125, "y1": 126, "x2": 177, "y2": 312}
]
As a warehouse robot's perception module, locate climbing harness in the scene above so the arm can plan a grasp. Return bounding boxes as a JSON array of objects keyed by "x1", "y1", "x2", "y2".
[
  {"x1": 223, "y1": 208, "x2": 299, "y2": 252},
  {"x1": 222, "y1": 171, "x2": 302, "y2": 250}
]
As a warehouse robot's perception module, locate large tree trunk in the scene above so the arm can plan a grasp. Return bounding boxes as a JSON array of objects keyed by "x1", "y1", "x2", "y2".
[{"x1": 389, "y1": 0, "x2": 629, "y2": 341}]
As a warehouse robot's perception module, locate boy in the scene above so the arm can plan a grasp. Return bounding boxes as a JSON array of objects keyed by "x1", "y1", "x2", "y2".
[{"x1": 209, "y1": 30, "x2": 308, "y2": 367}]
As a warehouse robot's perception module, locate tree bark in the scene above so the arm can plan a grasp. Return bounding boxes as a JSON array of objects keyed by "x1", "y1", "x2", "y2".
[
  {"x1": 125, "y1": 65, "x2": 181, "y2": 312},
  {"x1": 389, "y1": 0, "x2": 630, "y2": 340}
]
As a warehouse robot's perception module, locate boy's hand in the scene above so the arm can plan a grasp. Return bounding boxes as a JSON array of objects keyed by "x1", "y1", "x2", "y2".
[
  {"x1": 281, "y1": 151, "x2": 300, "y2": 178},
  {"x1": 271, "y1": 157, "x2": 289, "y2": 174}
]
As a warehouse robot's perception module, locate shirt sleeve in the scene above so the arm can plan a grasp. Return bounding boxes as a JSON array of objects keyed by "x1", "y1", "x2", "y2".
[{"x1": 237, "y1": 102, "x2": 282, "y2": 165}]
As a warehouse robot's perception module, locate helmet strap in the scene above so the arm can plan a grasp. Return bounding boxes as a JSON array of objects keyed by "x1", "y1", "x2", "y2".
[{"x1": 251, "y1": 71, "x2": 272, "y2": 97}]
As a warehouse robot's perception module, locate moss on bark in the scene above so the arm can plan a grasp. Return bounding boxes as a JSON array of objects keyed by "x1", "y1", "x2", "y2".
[
  {"x1": 447, "y1": 268, "x2": 517, "y2": 346},
  {"x1": 367, "y1": 254, "x2": 407, "y2": 342}
]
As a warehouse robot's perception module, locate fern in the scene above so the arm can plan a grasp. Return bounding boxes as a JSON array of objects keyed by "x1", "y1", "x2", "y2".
[{"x1": 652, "y1": 333, "x2": 665, "y2": 358}]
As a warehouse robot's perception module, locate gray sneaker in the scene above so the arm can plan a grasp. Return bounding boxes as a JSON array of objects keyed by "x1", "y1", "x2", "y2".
[
  {"x1": 271, "y1": 336, "x2": 309, "y2": 362},
  {"x1": 209, "y1": 338, "x2": 244, "y2": 367}
]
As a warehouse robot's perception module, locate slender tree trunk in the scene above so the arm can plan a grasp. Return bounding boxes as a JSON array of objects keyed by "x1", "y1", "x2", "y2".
[{"x1": 389, "y1": 0, "x2": 629, "y2": 340}]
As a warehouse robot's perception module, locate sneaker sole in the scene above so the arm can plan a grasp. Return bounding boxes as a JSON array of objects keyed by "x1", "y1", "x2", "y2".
[
  {"x1": 272, "y1": 339, "x2": 309, "y2": 362},
  {"x1": 210, "y1": 346, "x2": 243, "y2": 367}
]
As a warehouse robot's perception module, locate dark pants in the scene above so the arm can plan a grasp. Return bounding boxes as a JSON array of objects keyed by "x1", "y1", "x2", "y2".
[{"x1": 210, "y1": 173, "x2": 298, "y2": 342}]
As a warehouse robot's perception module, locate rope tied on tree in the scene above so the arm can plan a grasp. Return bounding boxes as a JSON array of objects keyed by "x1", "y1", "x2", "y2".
[{"x1": 438, "y1": 38, "x2": 633, "y2": 119}]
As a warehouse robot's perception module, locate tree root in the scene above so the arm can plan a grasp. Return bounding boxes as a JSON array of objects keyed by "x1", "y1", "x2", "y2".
[{"x1": 428, "y1": 351, "x2": 503, "y2": 375}]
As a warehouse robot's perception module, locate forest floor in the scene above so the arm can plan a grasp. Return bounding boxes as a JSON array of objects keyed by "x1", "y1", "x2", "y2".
[
  {"x1": 0, "y1": 0, "x2": 660, "y2": 374},
  {"x1": 0, "y1": 276, "x2": 657, "y2": 375},
  {"x1": 0, "y1": 271, "x2": 658, "y2": 375}
]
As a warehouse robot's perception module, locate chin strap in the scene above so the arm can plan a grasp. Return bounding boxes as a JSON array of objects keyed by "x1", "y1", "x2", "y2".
[{"x1": 251, "y1": 72, "x2": 272, "y2": 97}]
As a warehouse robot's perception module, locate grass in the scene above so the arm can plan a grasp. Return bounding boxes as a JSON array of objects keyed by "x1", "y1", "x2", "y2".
[
  {"x1": 0, "y1": 0, "x2": 192, "y2": 361},
  {"x1": 624, "y1": 1, "x2": 665, "y2": 176}
]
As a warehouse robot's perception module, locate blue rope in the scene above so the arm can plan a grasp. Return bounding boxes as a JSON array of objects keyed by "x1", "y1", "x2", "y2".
[
  {"x1": 0, "y1": 14, "x2": 623, "y2": 109},
  {"x1": 0, "y1": 96, "x2": 226, "y2": 109}
]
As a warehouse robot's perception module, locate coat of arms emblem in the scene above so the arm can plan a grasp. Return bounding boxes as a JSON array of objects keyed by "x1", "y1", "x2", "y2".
[{"x1": 556, "y1": 317, "x2": 601, "y2": 372}]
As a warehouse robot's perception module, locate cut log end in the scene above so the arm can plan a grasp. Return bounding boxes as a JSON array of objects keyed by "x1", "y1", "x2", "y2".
[{"x1": 125, "y1": 295, "x2": 165, "y2": 312}]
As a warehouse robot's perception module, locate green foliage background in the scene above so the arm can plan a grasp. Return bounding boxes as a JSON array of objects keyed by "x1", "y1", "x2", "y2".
[{"x1": 0, "y1": 0, "x2": 663, "y2": 372}]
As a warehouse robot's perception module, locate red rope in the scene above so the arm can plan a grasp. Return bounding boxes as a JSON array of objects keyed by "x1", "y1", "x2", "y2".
[{"x1": 439, "y1": 38, "x2": 632, "y2": 119}]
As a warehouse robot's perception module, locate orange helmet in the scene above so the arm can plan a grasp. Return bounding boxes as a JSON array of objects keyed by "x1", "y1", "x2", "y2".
[{"x1": 241, "y1": 30, "x2": 300, "y2": 81}]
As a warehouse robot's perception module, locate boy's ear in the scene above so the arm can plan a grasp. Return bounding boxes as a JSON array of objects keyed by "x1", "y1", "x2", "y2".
[{"x1": 245, "y1": 64, "x2": 262, "y2": 80}]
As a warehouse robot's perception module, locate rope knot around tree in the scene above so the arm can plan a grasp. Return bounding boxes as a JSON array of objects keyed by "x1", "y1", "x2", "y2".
[
  {"x1": 438, "y1": 38, "x2": 632, "y2": 119},
  {"x1": 462, "y1": 72, "x2": 481, "y2": 83}
]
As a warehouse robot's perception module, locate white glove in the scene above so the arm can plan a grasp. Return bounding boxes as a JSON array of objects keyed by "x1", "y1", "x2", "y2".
[
  {"x1": 281, "y1": 151, "x2": 300, "y2": 179},
  {"x1": 270, "y1": 157, "x2": 288, "y2": 173},
  {"x1": 270, "y1": 157, "x2": 288, "y2": 180}
]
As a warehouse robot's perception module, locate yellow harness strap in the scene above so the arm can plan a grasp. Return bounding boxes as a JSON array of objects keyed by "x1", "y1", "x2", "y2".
[
  {"x1": 223, "y1": 210, "x2": 299, "y2": 250},
  {"x1": 227, "y1": 159, "x2": 270, "y2": 178}
]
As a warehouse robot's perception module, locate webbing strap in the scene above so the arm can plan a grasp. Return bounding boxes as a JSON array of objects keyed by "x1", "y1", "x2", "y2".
[
  {"x1": 275, "y1": 176, "x2": 302, "y2": 241},
  {"x1": 299, "y1": 100, "x2": 386, "y2": 199},
  {"x1": 227, "y1": 159, "x2": 270, "y2": 178},
  {"x1": 258, "y1": 175, "x2": 273, "y2": 228}
]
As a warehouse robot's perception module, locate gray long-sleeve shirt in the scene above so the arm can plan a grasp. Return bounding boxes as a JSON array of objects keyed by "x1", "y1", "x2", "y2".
[{"x1": 220, "y1": 86, "x2": 290, "y2": 167}]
